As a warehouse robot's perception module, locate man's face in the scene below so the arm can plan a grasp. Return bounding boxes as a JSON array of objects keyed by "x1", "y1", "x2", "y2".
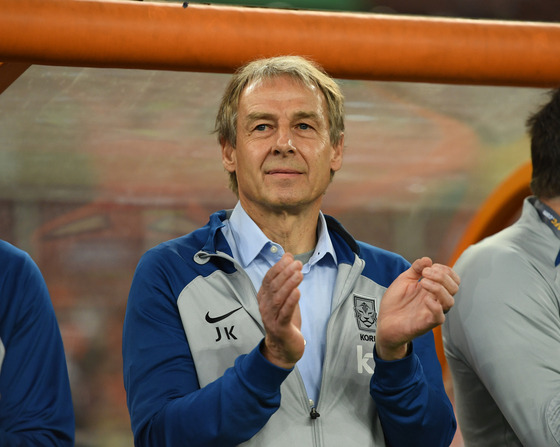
[{"x1": 221, "y1": 75, "x2": 344, "y2": 216}]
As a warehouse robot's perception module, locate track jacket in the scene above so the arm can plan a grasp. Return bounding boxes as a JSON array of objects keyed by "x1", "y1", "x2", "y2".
[{"x1": 123, "y1": 210, "x2": 456, "y2": 447}]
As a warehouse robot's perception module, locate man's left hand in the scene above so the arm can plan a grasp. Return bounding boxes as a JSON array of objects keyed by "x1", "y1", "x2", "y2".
[{"x1": 375, "y1": 257, "x2": 460, "y2": 361}]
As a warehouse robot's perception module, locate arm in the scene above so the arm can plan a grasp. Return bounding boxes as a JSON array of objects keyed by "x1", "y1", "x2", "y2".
[
  {"x1": 447, "y1": 251, "x2": 560, "y2": 446},
  {"x1": 372, "y1": 258, "x2": 459, "y2": 446},
  {"x1": 371, "y1": 332, "x2": 456, "y2": 447},
  {"x1": 122, "y1": 251, "x2": 299, "y2": 447},
  {"x1": 0, "y1": 247, "x2": 75, "y2": 446}
]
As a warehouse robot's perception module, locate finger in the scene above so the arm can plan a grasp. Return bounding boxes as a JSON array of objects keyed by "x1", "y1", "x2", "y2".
[
  {"x1": 448, "y1": 267, "x2": 461, "y2": 288},
  {"x1": 261, "y1": 256, "x2": 302, "y2": 298},
  {"x1": 275, "y1": 285, "x2": 302, "y2": 326},
  {"x1": 422, "y1": 264, "x2": 460, "y2": 295},
  {"x1": 268, "y1": 260, "x2": 303, "y2": 300},
  {"x1": 261, "y1": 253, "x2": 296, "y2": 287},
  {"x1": 423, "y1": 294, "x2": 447, "y2": 325},
  {"x1": 410, "y1": 257, "x2": 433, "y2": 279},
  {"x1": 419, "y1": 277, "x2": 455, "y2": 312},
  {"x1": 266, "y1": 262, "x2": 303, "y2": 307},
  {"x1": 258, "y1": 256, "x2": 303, "y2": 320}
]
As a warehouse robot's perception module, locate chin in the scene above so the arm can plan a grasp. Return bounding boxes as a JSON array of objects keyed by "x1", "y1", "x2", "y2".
[{"x1": 271, "y1": 196, "x2": 316, "y2": 211}]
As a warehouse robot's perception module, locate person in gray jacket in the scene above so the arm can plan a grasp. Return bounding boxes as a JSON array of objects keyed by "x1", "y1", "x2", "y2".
[
  {"x1": 123, "y1": 55, "x2": 460, "y2": 447},
  {"x1": 443, "y1": 88, "x2": 560, "y2": 446}
]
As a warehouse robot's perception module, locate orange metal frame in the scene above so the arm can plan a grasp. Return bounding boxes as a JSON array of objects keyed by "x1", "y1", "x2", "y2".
[
  {"x1": 0, "y1": 62, "x2": 30, "y2": 94},
  {"x1": 2, "y1": 0, "x2": 560, "y2": 87}
]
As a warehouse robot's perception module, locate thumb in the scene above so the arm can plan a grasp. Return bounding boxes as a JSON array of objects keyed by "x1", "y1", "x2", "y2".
[{"x1": 408, "y1": 257, "x2": 433, "y2": 280}]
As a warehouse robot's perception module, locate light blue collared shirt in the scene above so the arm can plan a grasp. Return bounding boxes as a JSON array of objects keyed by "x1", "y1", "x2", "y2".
[{"x1": 221, "y1": 202, "x2": 338, "y2": 404}]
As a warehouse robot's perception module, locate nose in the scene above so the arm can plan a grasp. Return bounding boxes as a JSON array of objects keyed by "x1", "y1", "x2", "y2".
[{"x1": 273, "y1": 130, "x2": 297, "y2": 156}]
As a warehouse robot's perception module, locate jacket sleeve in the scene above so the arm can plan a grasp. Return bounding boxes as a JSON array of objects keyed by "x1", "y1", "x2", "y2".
[
  {"x1": 122, "y1": 249, "x2": 291, "y2": 447},
  {"x1": 371, "y1": 331, "x2": 456, "y2": 447},
  {"x1": 0, "y1": 245, "x2": 75, "y2": 446}
]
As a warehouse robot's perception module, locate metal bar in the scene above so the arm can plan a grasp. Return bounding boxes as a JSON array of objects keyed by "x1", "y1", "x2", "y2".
[{"x1": 1, "y1": 0, "x2": 560, "y2": 86}]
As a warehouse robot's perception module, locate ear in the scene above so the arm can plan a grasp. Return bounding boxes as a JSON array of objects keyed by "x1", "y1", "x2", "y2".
[
  {"x1": 221, "y1": 140, "x2": 237, "y2": 174},
  {"x1": 330, "y1": 133, "x2": 344, "y2": 173}
]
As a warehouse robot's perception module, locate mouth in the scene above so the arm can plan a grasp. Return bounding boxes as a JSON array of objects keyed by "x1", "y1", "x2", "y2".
[{"x1": 266, "y1": 167, "x2": 303, "y2": 176}]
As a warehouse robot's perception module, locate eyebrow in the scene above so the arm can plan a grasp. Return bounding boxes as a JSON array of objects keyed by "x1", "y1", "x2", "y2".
[
  {"x1": 246, "y1": 112, "x2": 275, "y2": 123},
  {"x1": 292, "y1": 111, "x2": 321, "y2": 122}
]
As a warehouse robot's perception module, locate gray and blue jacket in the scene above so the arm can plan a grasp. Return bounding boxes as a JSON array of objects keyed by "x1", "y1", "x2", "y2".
[{"x1": 123, "y1": 210, "x2": 456, "y2": 447}]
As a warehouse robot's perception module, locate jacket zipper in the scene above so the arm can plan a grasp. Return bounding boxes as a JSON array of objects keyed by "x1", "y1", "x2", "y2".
[{"x1": 309, "y1": 399, "x2": 320, "y2": 419}]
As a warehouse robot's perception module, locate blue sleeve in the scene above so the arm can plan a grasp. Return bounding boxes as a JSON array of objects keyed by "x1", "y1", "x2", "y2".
[
  {"x1": 371, "y1": 331, "x2": 456, "y2": 447},
  {"x1": 122, "y1": 250, "x2": 291, "y2": 447},
  {"x1": 0, "y1": 243, "x2": 75, "y2": 446}
]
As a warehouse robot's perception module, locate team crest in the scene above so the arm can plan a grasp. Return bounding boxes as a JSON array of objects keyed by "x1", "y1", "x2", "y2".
[{"x1": 353, "y1": 295, "x2": 378, "y2": 333}]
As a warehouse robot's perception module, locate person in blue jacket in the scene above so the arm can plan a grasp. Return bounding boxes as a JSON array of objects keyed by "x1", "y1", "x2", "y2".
[
  {"x1": 0, "y1": 240, "x2": 75, "y2": 446},
  {"x1": 123, "y1": 55, "x2": 460, "y2": 447}
]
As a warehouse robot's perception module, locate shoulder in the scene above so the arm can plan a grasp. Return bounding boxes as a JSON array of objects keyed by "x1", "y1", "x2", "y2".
[
  {"x1": 454, "y1": 225, "x2": 533, "y2": 281},
  {"x1": 0, "y1": 240, "x2": 34, "y2": 273},
  {"x1": 455, "y1": 200, "x2": 550, "y2": 278},
  {"x1": 0, "y1": 240, "x2": 46, "y2": 295},
  {"x1": 137, "y1": 216, "x2": 219, "y2": 271},
  {"x1": 356, "y1": 241, "x2": 410, "y2": 288},
  {"x1": 324, "y1": 213, "x2": 409, "y2": 269},
  {"x1": 130, "y1": 216, "x2": 233, "y2": 305},
  {"x1": 133, "y1": 234, "x2": 206, "y2": 295},
  {"x1": 356, "y1": 240, "x2": 409, "y2": 265},
  {"x1": 324, "y1": 215, "x2": 410, "y2": 287},
  {"x1": 449, "y1": 223, "x2": 556, "y2": 325}
]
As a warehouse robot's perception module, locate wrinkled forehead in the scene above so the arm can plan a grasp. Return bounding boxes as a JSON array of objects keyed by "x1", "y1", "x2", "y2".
[{"x1": 242, "y1": 74, "x2": 319, "y2": 100}]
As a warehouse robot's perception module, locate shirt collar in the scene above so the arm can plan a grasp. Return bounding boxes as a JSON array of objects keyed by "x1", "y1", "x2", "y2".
[
  {"x1": 227, "y1": 201, "x2": 337, "y2": 269},
  {"x1": 529, "y1": 196, "x2": 560, "y2": 267}
]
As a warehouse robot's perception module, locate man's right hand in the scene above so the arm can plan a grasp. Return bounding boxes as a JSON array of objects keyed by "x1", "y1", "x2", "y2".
[{"x1": 257, "y1": 253, "x2": 305, "y2": 369}]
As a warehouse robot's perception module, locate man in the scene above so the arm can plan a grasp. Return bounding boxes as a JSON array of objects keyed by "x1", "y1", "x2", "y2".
[
  {"x1": 0, "y1": 240, "x2": 75, "y2": 446},
  {"x1": 443, "y1": 88, "x2": 560, "y2": 446},
  {"x1": 123, "y1": 55, "x2": 459, "y2": 446}
]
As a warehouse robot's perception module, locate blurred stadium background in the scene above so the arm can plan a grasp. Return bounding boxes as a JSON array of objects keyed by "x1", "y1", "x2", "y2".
[{"x1": 1, "y1": 1, "x2": 557, "y2": 445}]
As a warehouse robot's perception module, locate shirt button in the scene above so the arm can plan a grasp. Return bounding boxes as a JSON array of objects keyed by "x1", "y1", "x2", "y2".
[{"x1": 270, "y1": 245, "x2": 278, "y2": 254}]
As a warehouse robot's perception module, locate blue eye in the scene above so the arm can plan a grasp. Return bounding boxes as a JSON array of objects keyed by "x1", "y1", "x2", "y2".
[
  {"x1": 298, "y1": 123, "x2": 310, "y2": 130},
  {"x1": 255, "y1": 124, "x2": 267, "y2": 131}
]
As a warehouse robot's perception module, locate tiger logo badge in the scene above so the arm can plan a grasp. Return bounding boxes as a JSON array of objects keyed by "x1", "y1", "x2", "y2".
[{"x1": 353, "y1": 295, "x2": 378, "y2": 333}]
